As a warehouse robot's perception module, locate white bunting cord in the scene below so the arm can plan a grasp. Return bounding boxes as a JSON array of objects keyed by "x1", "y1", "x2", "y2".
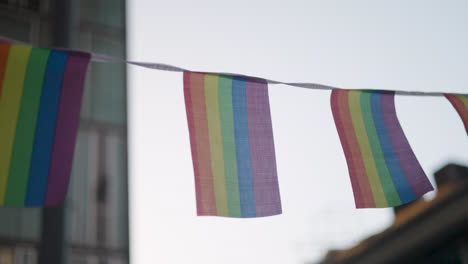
[
  {"x1": 0, "y1": 35, "x2": 463, "y2": 96},
  {"x1": 93, "y1": 53, "x2": 449, "y2": 96},
  {"x1": 91, "y1": 53, "x2": 455, "y2": 96}
]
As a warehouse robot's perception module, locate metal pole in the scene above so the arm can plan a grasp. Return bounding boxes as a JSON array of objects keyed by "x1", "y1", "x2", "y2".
[{"x1": 38, "y1": 1, "x2": 71, "y2": 263}]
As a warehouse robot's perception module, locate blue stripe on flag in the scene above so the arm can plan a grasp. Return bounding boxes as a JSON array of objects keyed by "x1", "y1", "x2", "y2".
[
  {"x1": 232, "y1": 77, "x2": 256, "y2": 217},
  {"x1": 370, "y1": 92, "x2": 415, "y2": 204},
  {"x1": 25, "y1": 51, "x2": 68, "y2": 206}
]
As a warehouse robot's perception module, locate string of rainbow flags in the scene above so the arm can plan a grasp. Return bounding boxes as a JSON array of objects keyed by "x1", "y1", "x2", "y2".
[{"x1": 0, "y1": 39, "x2": 467, "y2": 218}]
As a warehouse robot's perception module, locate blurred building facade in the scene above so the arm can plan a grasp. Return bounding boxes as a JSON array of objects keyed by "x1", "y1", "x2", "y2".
[
  {"x1": 315, "y1": 164, "x2": 468, "y2": 264},
  {"x1": 0, "y1": 0, "x2": 129, "y2": 263}
]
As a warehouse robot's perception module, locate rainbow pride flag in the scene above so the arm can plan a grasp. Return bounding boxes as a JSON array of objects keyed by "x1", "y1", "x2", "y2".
[
  {"x1": 0, "y1": 44, "x2": 90, "y2": 207},
  {"x1": 330, "y1": 90, "x2": 433, "y2": 208},
  {"x1": 183, "y1": 72, "x2": 281, "y2": 217},
  {"x1": 445, "y1": 94, "x2": 468, "y2": 135}
]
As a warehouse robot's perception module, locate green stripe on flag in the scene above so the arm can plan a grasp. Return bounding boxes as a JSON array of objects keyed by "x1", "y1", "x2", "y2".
[
  {"x1": 5, "y1": 48, "x2": 50, "y2": 206},
  {"x1": 360, "y1": 91, "x2": 401, "y2": 206},
  {"x1": 218, "y1": 75, "x2": 241, "y2": 217}
]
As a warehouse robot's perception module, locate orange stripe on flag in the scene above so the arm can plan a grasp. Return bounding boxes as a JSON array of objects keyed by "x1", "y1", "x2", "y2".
[{"x1": 337, "y1": 90, "x2": 375, "y2": 207}]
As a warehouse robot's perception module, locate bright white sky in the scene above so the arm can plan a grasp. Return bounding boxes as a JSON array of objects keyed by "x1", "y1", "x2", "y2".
[{"x1": 128, "y1": 1, "x2": 468, "y2": 263}]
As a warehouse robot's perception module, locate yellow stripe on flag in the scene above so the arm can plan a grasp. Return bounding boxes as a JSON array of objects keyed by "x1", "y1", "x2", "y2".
[
  {"x1": 348, "y1": 90, "x2": 388, "y2": 207},
  {"x1": 0, "y1": 45, "x2": 32, "y2": 204},
  {"x1": 205, "y1": 74, "x2": 228, "y2": 216}
]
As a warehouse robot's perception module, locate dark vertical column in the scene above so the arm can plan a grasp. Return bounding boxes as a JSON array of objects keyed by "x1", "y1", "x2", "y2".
[
  {"x1": 97, "y1": 132, "x2": 108, "y2": 264},
  {"x1": 122, "y1": 1, "x2": 131, "y2": 262},
  {"x1": 39, "y1": 206, "x2": 65, "y2": 264},
  {"x1": 38, "y1": 1, "x2": 71, "y2": 264}
]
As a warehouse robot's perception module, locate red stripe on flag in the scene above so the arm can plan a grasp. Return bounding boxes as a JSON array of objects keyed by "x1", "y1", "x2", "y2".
[
  {"x1": 184, "y1": 72, "x2": 217, "y2": 215},
  {"x1": 335, "y1": 90, "x2": 375, "y2": 208},
  {"x1": 0, "y1": 44, "x2": 11, "y2": 100},
  {"x1": 446, "y1": 94, "x2": 468, "y2": 135},
  {"x1": 331, "y1": 90, "x2": 364, "y2": 208}
]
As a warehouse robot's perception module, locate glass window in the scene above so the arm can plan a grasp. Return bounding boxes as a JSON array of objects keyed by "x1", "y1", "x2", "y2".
[
  {"x1": 104, "y1": 134, "x2": 128, "y2": 249},
  {"x1": 79, "y1": 37, "x2": 126, "y2": 125},
  {"x1": 65, "y1": 131, "x2": 99, "y2": 247},
  {"x1": 81, "y1": 0, "x2": 125, "y2": 28},
  {"x1": 0, "y1": 16, "x2": 31, "y2": 41}
]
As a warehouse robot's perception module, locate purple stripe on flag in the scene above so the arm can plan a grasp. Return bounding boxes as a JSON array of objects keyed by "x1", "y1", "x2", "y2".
[
  {"x1": 44, "y1": 52, "x2": 90, "y2": 206},
  {"x1": 380, "y1": 92, "x2": 433, "y2": 197},
  {"x1": 0, "y1": 39, "x2": 12, "y2": 44},
  {"x1": 246, "y1": 79, "x2": 282, "y2": 217}
]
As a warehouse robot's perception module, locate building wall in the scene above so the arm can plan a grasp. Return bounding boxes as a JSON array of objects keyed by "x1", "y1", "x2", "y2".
[{"x1": 0, "y1": 1, "x2": 129, "y2": 263}]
